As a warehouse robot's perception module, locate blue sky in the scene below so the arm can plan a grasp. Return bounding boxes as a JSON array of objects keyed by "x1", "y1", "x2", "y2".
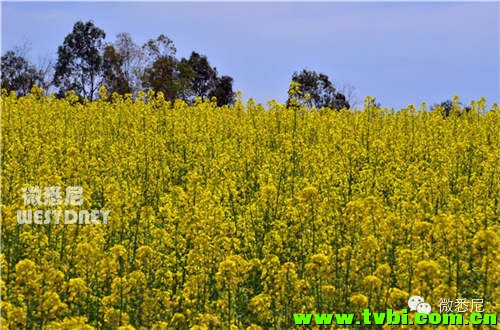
[{"x1": 2, "y1": 1, "x2": 499, "y2": 109}]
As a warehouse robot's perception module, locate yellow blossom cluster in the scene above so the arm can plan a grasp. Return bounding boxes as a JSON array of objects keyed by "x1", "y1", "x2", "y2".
[{"x1": 1, "y1": 86, "x2": 498, "y2": 329}]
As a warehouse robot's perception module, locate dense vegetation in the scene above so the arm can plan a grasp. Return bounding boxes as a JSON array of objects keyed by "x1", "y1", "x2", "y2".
[
  {"x1": 1, "y1": 86, "x2": 498, "y2": 329},
  {"x1": 1, "y1": 21, "x2": 236, "y2": 106},
  {"x1": 2, "y1": 21, "x2": 355, "y2": 111}
]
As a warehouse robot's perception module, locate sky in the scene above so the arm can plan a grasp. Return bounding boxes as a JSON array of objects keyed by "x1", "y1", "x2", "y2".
[{"x1": 1, "y1": 1, "x2": 499, "y2": 109}]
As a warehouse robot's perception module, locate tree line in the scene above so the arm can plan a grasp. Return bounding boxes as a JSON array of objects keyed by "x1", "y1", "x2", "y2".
[
  {"x1": 2, "y1": 21, "x2": 235, "y2": 106},
  {"x1": 1, "y1": 20, "x2": 469, "y2": 113},
  {"x1": 2, "y1": 20, "x2": 358, "y2": 110}
]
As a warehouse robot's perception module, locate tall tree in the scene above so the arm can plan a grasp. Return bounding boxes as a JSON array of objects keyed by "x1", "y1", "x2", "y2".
[
  {"x1": 102, "y1": 45, "x2": 131, "y2": 96},
  {"x1": 35, "y1": 56, "x2": 55, "y2": 93},
  {"x1": 180, "y1": 51, "x2": 235, "y2": 105},
  {"x1": 113, "y1": 32, "x2": 143, "y2": 96},
  {"x1": 138, "y1": 35, "x2": 235, "y2": 105},
  {"x1": 1, "y1": 50, "x2": 41, "y2": 96},
  {"x1": 287, "y1": 69, "x2": 350, "y2": 110},
  {"x1": 186, "y1": 51, "x2": 217, "y2": 100},
  {"x1": 142, "y1": 34, "x2": 176, "y2": 65},
  {"x1": 142, "y1": 57, "x2": 195, "y2": 101},
  {"x1": 53, "y1": 20, "x2": 106, "y2": 100},
  {"x1": 141, "y1": 35, "x2": 196, "y2": 101}
]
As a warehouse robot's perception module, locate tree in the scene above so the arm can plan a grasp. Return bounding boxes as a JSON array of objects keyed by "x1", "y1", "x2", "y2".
[
  {"x1": 435, "y1": 100, "x2": 454, "y2": 116},
  {"x1": 181, "y1": 51, "x2": 235, "y2": 105},
  {"x1": 209, "y1": 75, "x2": 235, "y2": 106},
  {"x1": 141, "y1": 35, "x2": 202, "y2": 102},
  {"x1": 113, "y1": 32, "x2": 144, "y2": 96},
  {"x1": 35, "y1": 56, "x2": 55, "y2": 93},
  {"x1": 53, "y1": 20, "x2": 106, "y2": 100},
  {"x1": 142, "y1": 55, "x2": 195, "y2": 102},
  {"x1": 135, "y1": 35, "x2": 235, "y2": 105},
  {"x1": 287, "y1": 69, "x2": 350, "y2": 110},
  {"x1": 1, "y1": 50, "x2": 41, "y2": 96},
  {"x1": 432, "y1": 99, "x2": 471, "y2": 117},
  {"x1": 142, "y1": 34, "x2": 176, "y2": 64},
  {"x1": 186, "y1": 51, "x2": 217, "y2": 101},
  {"x1": 102, "y1": 45, "x2": 131, "y2": 96},
  {"x1": 338, "y1": 82, "x2": 362, "y2": 109}
]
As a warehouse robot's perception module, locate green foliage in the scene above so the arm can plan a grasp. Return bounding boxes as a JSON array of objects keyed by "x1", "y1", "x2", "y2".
[
  {"x1": 102, "y1": 45, "x2": 131, "y2": 96},
  {"x1": 53, "y1": 20, "x2": 106, "y2": 101},
  {"x1": 287, "y1": 69, "x2": 350, "y2": 110},
  {"x1": 1, "y1": 50, "x2": 41, "y2": 96}
]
